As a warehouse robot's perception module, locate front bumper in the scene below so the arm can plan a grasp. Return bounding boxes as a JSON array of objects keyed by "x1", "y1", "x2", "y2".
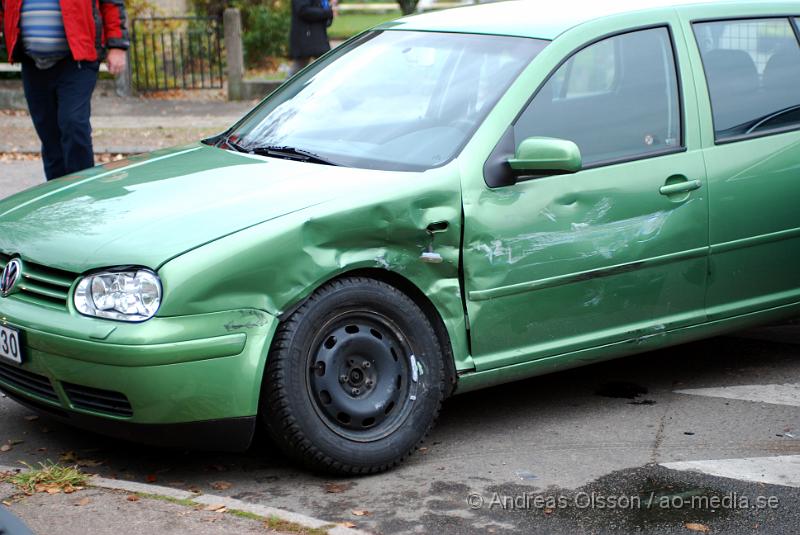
[{"x1": 0, "y1": 297, "x2": 278, "y2": 450}]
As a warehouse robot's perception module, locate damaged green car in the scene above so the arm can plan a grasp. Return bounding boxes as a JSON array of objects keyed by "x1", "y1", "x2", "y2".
[{"x1": 2, "y1": 0, "x2": 800, "y2": 474}]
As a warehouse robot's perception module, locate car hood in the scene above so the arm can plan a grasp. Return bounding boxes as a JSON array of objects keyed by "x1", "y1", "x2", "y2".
[{"x1": 0, "y1": 144, "x2": 400, "y2": 273}]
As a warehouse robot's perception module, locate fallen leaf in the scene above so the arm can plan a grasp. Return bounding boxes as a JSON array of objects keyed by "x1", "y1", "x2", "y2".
[
  {"x1": 685, "y1": 523, "x2": 711, "y2": 533},
  {"x1": 63, "y1": 484, "x2": 80, "y2": 494},
  {"x1": 323, "y1": 482, "x2": 352, "y2": 493},
  {"x1": 352, "y1": 510, "x2": 370, "y2": 516},
  {"x1": 1, "y1": 501, "x2": 11, "y2": 506},
  {"x1": 543, "y1": 507, "x2": 555, "y2": 515},
  {"x1": 35, "y1": 483, "x2": 62, "y2": 495},
  {"x1": 210, "y1": 481, "x2": 232, "y2": 491},
  {"x1": 340, "y1": 522, "x2": 357, "y2": 528},
  {"x1": 418, "y1": 447, "x2": 429, "y2": 454},
  {"x1": 76, "y1": 459, "x2": 103, "y2": 468},
  {"x1": 126, "y1": 495, "x2": 140, "y2": 502},
  {"x1": 145, "y1": 474, "x2": 158, "y2": 483},
  {"x1": 0, "y1": 444, "x2": 11, "y2": 452},
  {"x1": 203, "y1": 503, "x2": 227, "y2": 512},
  {"x1": 24, "y1": 415, "x2": 39, "y2": 422},
  {"x1": 75, "y1": 497, "x2": 90, "y2": 506}
]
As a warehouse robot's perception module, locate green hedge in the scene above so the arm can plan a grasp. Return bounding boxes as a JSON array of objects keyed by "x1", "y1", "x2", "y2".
[{"x1": 241, "y1": 4, "x2": 291, "y2": 65}]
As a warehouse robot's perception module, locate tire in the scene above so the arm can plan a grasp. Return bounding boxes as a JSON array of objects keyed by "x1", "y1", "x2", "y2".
[{"x1": 261, "y1": 276, "x2": 445, "y2": 475}]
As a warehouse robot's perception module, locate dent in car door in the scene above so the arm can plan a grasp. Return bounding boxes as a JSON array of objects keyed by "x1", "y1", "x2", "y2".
[{"x1": 461, "y1": 26, "x2": 710, "y2": 372}]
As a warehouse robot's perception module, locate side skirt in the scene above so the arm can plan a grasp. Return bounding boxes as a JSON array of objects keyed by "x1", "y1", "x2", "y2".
[{"x1": 454, "y1": 300, "x2": 800, "y2": 395}]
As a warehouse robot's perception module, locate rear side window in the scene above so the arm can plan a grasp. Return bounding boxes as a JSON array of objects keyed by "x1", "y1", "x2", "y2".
[
  {"x1": 514, "y1": 27, "x2": 681, "y2": 167},
  {"x1": 694, "y1": 18, "x2": 800, "y2": 141}
]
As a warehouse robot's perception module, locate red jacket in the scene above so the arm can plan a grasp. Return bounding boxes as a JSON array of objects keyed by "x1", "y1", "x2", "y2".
[{"x1": 0, "y1": 0, "x2": 128, "y2": 63}]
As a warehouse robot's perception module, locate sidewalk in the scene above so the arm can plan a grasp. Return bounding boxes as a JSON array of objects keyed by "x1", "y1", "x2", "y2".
[
  {"x1": 0, "y1": 481, "x2": 297, "y2": 535},
  {"x1": 0, "y1": 461, "x2": 368, "y2": 535},
  {"x1": 1, "y1": 91, "x2": 259, "y2": 155}
]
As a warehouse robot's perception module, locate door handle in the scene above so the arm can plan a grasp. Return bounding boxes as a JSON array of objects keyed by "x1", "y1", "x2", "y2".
[{"x1": 659, "y1": 179, "x2": 702, "y2": 196}]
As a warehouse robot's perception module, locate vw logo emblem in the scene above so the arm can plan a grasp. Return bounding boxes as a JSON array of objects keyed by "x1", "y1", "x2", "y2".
[{"x1": 0, "y1": 258, "x2": 22, "y2": 297}]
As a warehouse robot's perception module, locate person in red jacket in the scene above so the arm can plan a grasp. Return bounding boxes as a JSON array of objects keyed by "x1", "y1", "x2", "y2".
[{"x1": 0, "y1": 0, "x2": 129, "y2": 180}]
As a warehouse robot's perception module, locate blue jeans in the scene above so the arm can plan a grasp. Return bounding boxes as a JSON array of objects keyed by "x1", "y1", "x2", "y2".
[{"x1": 21, "y1": 57, "x2": 99, "y2": 180}]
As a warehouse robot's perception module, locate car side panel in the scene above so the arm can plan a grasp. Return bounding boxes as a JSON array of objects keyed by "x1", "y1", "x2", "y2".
[
  {"x1": 157, "y1": 164, "x2": 473, "y2": 372},
  {"x1": 459, "y1": 9, "x2": 710, "y2": 372}
]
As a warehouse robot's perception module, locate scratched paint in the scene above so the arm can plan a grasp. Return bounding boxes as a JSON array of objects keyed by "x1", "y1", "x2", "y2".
[
  {"x1": 460, "y1": 147, "x2": 711, "y2": 371},
  {"x1": 472, "y1": 207, "x2": 672, "y2": 266}
]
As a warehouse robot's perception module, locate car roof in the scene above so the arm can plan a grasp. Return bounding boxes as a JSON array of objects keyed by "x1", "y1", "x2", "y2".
[{"x1": 380, "y1": 0, "x2": 784, "y2": 40}]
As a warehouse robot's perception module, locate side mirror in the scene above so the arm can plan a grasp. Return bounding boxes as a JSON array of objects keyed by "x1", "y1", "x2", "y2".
[{"x1": 508, "y1": 137, "x2": 582, "y2": 176}]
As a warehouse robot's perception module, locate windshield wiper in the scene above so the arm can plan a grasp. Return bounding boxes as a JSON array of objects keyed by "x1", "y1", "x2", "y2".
[
  {"x1": 251, "y1": 145, "x2": 341, "y2": 166},
  {"x1": 220, "y1": 137, "x2": 340, "y2": 167}
]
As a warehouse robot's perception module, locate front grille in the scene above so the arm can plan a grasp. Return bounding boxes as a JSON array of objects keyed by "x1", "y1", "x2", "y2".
[
  {"x1": 63, "y1": 382, "x2": 133, "y2": 417},
  {"x1": 0, "y1": 361, "x2": 59, "y2": 402},
  {"x1": 0, "y1": 253, "x2": 77, "y2": 309}
]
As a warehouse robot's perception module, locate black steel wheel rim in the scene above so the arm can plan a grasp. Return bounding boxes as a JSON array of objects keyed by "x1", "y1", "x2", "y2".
[{"x1": 307, "y1": 310, "x2": 419, "y2": 442}]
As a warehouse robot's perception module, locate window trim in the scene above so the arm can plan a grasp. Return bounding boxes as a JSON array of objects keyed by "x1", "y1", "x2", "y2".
[
  {"x1": 691, "y1": 15, "x2": 800, "y2": 145},
  {"x1": 490, "y1": 23, "x2": 687, "y2": 187}
]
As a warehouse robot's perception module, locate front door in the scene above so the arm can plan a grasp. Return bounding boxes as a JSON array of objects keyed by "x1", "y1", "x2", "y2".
[{"x1": 462, "y1": 25, "x2": 710, "y2": 371}]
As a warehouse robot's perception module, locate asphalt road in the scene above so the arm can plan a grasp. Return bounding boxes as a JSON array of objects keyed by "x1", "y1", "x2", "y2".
[{"x1": 0, "y1": 160, "x2": 799, "y2": 534}]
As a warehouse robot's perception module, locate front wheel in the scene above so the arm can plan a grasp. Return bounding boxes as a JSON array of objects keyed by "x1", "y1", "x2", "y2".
[{"x1": 261, "y1": 277, "x2": 445, "y2": 474}]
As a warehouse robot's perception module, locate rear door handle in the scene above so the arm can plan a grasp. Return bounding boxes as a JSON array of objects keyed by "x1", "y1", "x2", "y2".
[{"x1": 659, "y1": 179, "x2": 702, "y2": 196}]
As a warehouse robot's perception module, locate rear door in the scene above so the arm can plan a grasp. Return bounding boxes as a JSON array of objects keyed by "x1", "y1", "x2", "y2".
[
  {"x1": 460, "y1": 17, "x2": 710, "y2": 371},
  {"x1": 681, "y1": 7, "x2": 800, "y2": 320}
]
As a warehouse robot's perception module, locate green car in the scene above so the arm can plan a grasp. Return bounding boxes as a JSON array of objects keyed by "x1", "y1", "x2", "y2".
[{"x1": 1, "y1": 0, "x2": 799, "y2": 474}]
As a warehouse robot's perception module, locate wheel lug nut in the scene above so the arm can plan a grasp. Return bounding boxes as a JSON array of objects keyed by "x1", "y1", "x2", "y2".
[
  {"x1": 351, "y1": 388, "x2": 360, "y2": 395},
  {"x1": 363, "y1": 361, "x2": 371, "y2": 368},
  {"x1": 366, "y1": 380, "x2": 373, "y2": 386},
  {"x1": 339, "y1": 375, "x2": 348, "y2": 383}
]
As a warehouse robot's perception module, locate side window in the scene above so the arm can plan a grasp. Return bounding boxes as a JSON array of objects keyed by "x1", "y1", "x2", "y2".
[
  {"x1": 550, "y1": 38, "x2": 617, "y2": 99},
  {"x1": 694, "y1": 18, "x2": 800, "y2": 141},
  {"x1": 514, "y1": 27, "x2": 681, "y2": 167}
]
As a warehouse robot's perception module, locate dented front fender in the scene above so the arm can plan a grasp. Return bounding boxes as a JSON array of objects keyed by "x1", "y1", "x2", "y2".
[{"x1": 157, "y1": 162, "x2": 473, "y2": 372}]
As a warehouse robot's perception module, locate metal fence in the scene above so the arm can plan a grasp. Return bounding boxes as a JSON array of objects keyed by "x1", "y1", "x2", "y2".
[{"x1": 130, "y1": 16, "x2": 224, "y2": 92}]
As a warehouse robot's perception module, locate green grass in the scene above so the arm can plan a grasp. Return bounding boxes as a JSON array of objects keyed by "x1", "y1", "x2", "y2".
[
  {"x1": 3, "y1": 462, "x2": 88, "y2": 494},
  {"x1": 135, "y1": 493, "x2": 334, "y2": 535},
  {"x1": 135, "y1": 492, "x2": 198, "y2": 508},
  {"x1": 328, "y1": 11, "x2": 402, "y2": 39},
  {"x1": 262, "y1": 514, "x2": 333, "y2": 535}
]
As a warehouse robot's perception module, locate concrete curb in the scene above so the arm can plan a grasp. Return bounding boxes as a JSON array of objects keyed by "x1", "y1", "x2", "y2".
[{"x1": 0, "y1": 464, "x2": 370, "y2": 535}]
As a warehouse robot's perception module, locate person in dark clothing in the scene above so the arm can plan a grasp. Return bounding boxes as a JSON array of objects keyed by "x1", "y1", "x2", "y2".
[
  {"x1": 0, "y1": 0, "x2": 129, "y2": 181},
  {"x1": 289, "y1": 0, "x2": 334, "y2": 75}
]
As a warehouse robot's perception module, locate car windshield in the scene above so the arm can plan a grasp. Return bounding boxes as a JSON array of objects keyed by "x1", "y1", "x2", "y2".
[{"x1": 225, "y1": 30, "x2": 547, "y2": 171}]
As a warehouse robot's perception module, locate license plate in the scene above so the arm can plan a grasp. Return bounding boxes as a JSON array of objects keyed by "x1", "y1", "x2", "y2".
[{"x1": 0, "y1": 325, "x2": 23, "y2": 365}]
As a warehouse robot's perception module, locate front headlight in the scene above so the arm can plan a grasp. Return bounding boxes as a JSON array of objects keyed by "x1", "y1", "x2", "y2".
[{"x1": 74, "y1": 269, "x2": 162, "y2": 322}]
